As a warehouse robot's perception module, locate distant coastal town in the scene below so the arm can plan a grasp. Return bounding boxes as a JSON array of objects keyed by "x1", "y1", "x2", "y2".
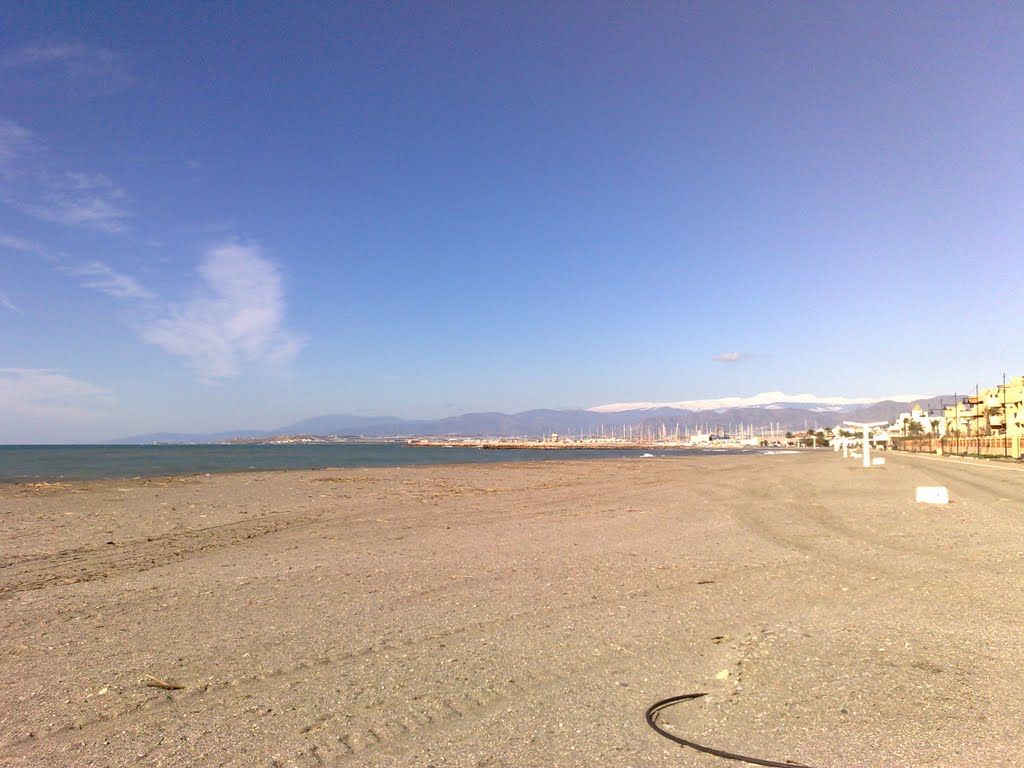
[{"x1": 218, "y1": 375, "x2": 1024, "y2": 460}]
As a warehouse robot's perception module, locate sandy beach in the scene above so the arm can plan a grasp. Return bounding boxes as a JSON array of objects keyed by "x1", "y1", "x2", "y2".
[{"x1": 2, "y1": 451, "x2": 1023, "y2": 767}]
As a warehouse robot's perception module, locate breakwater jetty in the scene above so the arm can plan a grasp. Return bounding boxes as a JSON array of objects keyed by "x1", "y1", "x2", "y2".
[{"x1": 406, "y1": 438, "x2": 768, "y2": 450}]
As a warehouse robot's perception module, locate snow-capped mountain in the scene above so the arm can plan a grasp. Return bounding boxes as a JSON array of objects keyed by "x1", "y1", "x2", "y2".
[{"x1": 587, "y1": 391, "x2": 933, "y2": 414}]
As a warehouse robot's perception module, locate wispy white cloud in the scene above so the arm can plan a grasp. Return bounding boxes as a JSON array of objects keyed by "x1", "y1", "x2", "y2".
[
  {"x1": 142, "y1": 243, "x2": 304, "y2": 380},
  {"x1": 713, "y1": 352, "x2": 743, "y2": 363},
  {"x1": 0, "y1": 118, "x2": 35, "y2": 170},
  {"x1": 0, "y1": 40, "x2": 133, "y2": 88},
  {"x1": 15, "y1": 171, "x2": 130, "y2": 233},
  {"x1": 0, "y1": 118, "x2": 131, "y2": 233},
  {"x1": 0, "y1": 232, "x2": 50, "y2": 256},
  {"x1": 72, "y1": 261, "x2": 154, "y2": 300},
  {"x1": 4, "y1": 232, "x2": 301, "y2": 382},
  {"x1": 0, "y1": 368, "x2": 112, "y2": 421},
  {"x1": 0, "y1": 293, "x2": 20, "y2": 313}
]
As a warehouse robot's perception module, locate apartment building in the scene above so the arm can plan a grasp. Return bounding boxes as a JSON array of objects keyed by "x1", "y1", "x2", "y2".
[
  {"x1": 888, "y1": 403, "x2": 945, "y2": 437},
  {"x1": 943, "y1": 376, "x2": 1024, "y2": 438}
]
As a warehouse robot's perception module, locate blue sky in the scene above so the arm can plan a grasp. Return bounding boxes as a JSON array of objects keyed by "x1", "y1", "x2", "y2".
[{"x1": 2, "y1": 2, "x2": 1022, "y2": 442}]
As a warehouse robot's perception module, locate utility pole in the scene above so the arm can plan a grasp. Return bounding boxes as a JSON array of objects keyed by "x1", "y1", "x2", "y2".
[
  {"x1": 1004, "y1": 372, "x2": 1008, "y2": 457},
  {"x1": 953, "y1": 392, "x2": 958, "y2": 454}
]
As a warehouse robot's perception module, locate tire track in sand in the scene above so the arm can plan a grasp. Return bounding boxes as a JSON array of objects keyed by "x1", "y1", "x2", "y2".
[
  {"x1": 0, "y1": 511, "x2": 322, "y2": 598},
  {"x1": 10, "y1": 610, "x2": 571, "y2": 767}
]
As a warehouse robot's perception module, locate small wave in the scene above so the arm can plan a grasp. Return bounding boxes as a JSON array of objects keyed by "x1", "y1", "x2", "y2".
[{"x1": 761, "y1": 450, "x2": 800, "y2": 455}]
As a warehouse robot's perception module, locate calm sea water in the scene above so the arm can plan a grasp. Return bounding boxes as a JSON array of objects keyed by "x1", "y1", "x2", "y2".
[{"x1": 0, "y1": 443, "x2": 755, "y2": 483}]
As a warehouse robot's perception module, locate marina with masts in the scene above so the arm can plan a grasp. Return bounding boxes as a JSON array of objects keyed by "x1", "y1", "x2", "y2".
[{"x1": 407, "y1": 421, "x2": 795, "y2": 450}]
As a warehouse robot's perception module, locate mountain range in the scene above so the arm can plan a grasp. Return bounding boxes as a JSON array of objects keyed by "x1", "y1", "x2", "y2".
[{"x1": 108, "y1": 393, "x2": 952, "y2": 444}]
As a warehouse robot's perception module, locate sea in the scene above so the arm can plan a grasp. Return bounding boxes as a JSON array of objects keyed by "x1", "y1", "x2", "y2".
[{"x1": 0, "y1": 443, "x2": 761, "y2": 484}]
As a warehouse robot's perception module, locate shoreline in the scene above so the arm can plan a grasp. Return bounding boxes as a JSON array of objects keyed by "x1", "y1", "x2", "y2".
[{"x1": 0, "y1": 442, "x2": 769, "y2": 485}]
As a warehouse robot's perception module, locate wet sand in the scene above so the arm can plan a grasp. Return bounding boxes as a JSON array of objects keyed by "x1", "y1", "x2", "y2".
[{"x1": 2, "y1": 451, "x2": 1023, "y2": 767}]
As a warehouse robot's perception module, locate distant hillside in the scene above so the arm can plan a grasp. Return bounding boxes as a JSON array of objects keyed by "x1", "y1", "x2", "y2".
[
  {"x1": 279, "y1": 413, "x2": 417, "y2": 435},
  {"x1": 840, "y1": 396, "x2": 950, "y2": 425},
  {"x1": 108, "y1": 395, "x2": 951, "y2": 443}
]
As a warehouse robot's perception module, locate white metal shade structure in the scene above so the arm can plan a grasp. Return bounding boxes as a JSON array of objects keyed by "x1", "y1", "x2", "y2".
[{"x1": 844, "y1": 421, "x2": 887, "y2": 467}]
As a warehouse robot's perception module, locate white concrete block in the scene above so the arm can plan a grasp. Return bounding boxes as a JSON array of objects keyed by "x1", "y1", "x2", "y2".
[
  {"x1": 872, "y1": 457, "x2": 885, "y2": 465},
  {"x1": 916, "y1": 486, "x2": 949, "y2": 504}
]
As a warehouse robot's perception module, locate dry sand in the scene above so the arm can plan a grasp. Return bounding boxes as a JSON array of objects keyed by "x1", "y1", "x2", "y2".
[{"x1": 2, "y1": 451, "x2": 1023, "y2": 767}]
